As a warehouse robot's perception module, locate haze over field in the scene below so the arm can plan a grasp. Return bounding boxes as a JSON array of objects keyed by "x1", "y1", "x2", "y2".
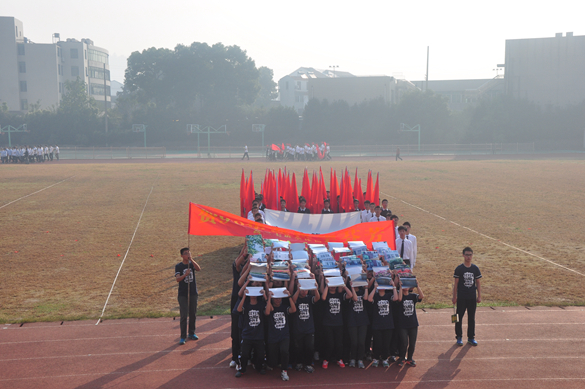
[{"x1": 4, "y1": 1, "x2": 585, "y2": 83}]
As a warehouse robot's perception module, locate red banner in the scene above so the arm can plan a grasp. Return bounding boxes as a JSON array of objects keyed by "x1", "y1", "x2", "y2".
[{"x1": 189, "y1": 203, "x2": 396, "y2": 248}]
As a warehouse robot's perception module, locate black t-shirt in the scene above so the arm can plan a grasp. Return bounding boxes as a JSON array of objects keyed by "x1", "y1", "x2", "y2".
[
  {"x1": 175, "y1": 262, "x2": 197, "y2": 297},
  {"x1": 293, "y1": 295, "x2": 315, "y2": 334},
  {"x1": 267, "y1": 302, "x2": 291, "y2": 343},
  {"x1": 454, "y1": 263, "x2": 482, "y2": 299},
  {"x1": 372, "y1": 292, "x2": 394, "y2": 330},
  {"x1": 238, "y1": 297, "x2": 265, "y2": 340},
  {"x1": 322, "y1": 292, "x2": 344, "y2": 327},
  {"x1": 397, "y1": 293, "x2": 421, "y2": 329},
  {"x1": 347, "y1": 289, "x2": 370, "y2": 327}
]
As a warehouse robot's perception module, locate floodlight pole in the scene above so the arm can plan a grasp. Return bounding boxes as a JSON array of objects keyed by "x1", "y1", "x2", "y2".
[
  {"x1": 1, "y1": 125, "x2": 28, "y2": 147},
  {"x1": 400, "y1": 123, "x2": 421, "y2": 152}
]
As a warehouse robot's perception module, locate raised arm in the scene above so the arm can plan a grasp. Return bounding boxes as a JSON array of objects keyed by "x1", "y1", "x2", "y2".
[
  {"x1": 236, "y1": 295, "x2": 246, "y2": 312},
  {"x1": 265, "y1": 291, "x2": 273, "y2": 315},
  {"x1": 285, "y1": 289, "x2": 296, "y2": 314},
  {"x1": 415, "y1": 279, "x2": 424, "y2": 301}
]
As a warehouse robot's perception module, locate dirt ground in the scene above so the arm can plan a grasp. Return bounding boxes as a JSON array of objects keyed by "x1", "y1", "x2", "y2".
[{"x1": 0, "y1": 156, "x2": 584, "y2": 323}]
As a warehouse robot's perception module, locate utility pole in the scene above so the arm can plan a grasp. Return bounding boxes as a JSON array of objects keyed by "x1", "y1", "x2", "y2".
[
  {"x1": 425, "y1": 46, "x2": 429, "y2": 92},
  {"x1": 104, "y1": 63, "x2": 108, "y2": 134}
]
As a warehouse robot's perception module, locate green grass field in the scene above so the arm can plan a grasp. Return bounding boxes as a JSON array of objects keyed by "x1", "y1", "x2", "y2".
[{"x1": 1, "y1": 157, "x2": 584, "y2": 323}]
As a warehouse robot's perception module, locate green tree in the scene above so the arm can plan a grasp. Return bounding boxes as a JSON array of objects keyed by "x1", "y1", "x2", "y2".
[{"x1": 253, "y1": 66, "x2": 277, "y2": 108}]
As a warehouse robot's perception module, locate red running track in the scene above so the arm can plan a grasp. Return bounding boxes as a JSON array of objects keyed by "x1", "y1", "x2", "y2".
[{"x1": 1, "y1": 306, "x2": 584, "y2": 389}]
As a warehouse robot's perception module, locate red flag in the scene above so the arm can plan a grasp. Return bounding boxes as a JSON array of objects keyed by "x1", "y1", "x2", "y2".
[
  {"x1": 310, "y1": 172, "x2": 319, "y2": 214},
  {"x1": 290, "y1": 173, "x2": 299, "y2": 212},
  {"x1": 240, "y1": 169, "x2": 246, "y2": 217},
  {"x1": 315, "y1": 175, "x2": 324, "y2": 214},
  {"x1": 247, "y1": 170, "x2": 255, "y2": 217},
  {"x1": 357, "y1": 178, "x2": 365, "y2": 210},
  {"x1": 331, "y1": 170, "x2": 340, "y2": 212},
  {"x1": 373, "y1": 173, "x2": 380, "y2": 207},
  {"x1": 353, "y1": 168, "x2": 360, "y2": 210},
  {"x1": 366, "y1": 170, "x2": 373, "y2": 203},
  {"x1": 320, "y1": 167, "x2": 327, "y2": 201},
  {"x1": 301, "y1": 169, "x2": 311, "y2": 209},
  {"x1": 344, "y1": 169, "x2": 353, "y2": 214}
]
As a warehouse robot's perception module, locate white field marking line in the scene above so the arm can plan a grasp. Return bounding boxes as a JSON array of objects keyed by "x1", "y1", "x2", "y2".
[
  {"x1": 96, "y1": 183, "x2": 156, "y2": 325},
  {"x1": 0, "y1": 335, "x2": 583, "y2": 347},
  {"x1": 2, "y1": 369, "x2": 584, "y2": 384},
  {"x1": 0, "y1": 176, "x2": 75, "y2": 210},
  {"x1": 381, "y1": 191, "x2": 585, "y2": 277},
  {"x1": 1, "y1": 351, "x2": 584, "y2": 364}
]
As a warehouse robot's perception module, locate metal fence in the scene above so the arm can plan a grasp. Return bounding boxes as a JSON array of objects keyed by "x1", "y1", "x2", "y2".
[{"x1": 59, "y1": 147, "x2": 166, "y2": 159}]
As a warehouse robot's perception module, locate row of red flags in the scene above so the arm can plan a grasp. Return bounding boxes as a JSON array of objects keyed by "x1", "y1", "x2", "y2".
[{"x1": 240, "y1": 167, "x2": 379, "y2": 217}]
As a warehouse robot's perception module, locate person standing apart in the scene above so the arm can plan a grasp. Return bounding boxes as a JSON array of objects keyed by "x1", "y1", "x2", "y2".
[
  {"x1": 242, "y1": 145, "x2": 249, "y2": 160},
  {"x1": 396, "y1": 147, "x2": 403, "y2": 161},
  {"x1": 55, "y1": 145, "x2": 60, "y2": 161},
  {"x1": 453, "y1": 247, "x2": 482, "y2": 346},
  {"x1": 175, "y1": 247, "x2": 201, "y2": 345}
]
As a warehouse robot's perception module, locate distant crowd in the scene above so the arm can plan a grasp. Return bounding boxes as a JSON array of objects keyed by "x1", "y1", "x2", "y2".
[{"x1": 1, "y1": 145, "x2": 60, "y2": 164}]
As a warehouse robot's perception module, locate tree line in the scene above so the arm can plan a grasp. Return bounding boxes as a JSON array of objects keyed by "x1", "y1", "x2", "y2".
[{"x1": 1, "y1": 41, "x2": 583, "y2": 149}]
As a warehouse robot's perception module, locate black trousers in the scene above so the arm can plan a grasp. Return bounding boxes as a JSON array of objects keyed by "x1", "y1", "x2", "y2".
[
  {"x1": 240, "y1": 339, "x2": 265, "y2": 373},
  {"x1": 267, "y1": 338, "x2": 290, "y2": 369},
  {"x1": 293, "y1": 332, "x2": 314, "y2": 366},
  {"x1": 242, "y1": 152, "x2": 249, "y2": 160},
  {"x1": 178, "y1": 295, "x2": 197, "y2": 339},
  {"x1": 398, "y1": 327, "x2": 418, "y2": 361},
  {"x1": 456, "y1": 297, "x2": 477, "y2": 339},
  {"x1": 230, "y1": 295, "x2": 240, "y2": 362},
  {"x1": 372, "y1": 328, "x2": 393, "y2": 360},
  {"x1": 323, "y1": 325, "x2": 343, "y2": 362},
  {"x1": 348, "y1": 325, "x2": 367, "y2": 361}
]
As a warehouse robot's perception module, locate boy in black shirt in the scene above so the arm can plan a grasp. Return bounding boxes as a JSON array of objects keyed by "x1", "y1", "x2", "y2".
[
  {"x1": 453, "y1": 247, "x2": 482, "y2": 346},
  {"x1": 235, "y1": 289, "x2": 267, "y2": 377},
  {"x1": 291, "y1": 280, "x2": 320, "y2": 373},
  {"x1": 396, "y1": 279, "x2": 424, "y2": 367},
  {"x1": 265, "y1": 289, "x2": 297, "y2": 381},
  {"x1": 175, "y1": 248, "x2": 201, "y2": 345}
]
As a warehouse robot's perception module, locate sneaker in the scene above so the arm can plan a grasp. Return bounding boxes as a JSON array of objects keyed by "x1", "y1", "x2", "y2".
[
  {"x1": 406, "y1": 360, "x2": 417, "y2": 367},
  {"x1": 349, "y1": 359, "x2": 356, "y2": 368},
  {"x1": 188, "y1": 334, "x2": 199, "y2": 340},
  {"x1": 382, "y1": 359, "x2": 390, "y2": 367},
  {"x1": 337, "y1": 359, "x2": 346, "y2": 368},
  {"x1": 456, "y1": 337, "x2": 463, "y2": 346},
  {"x1": 179, "y1": 338, "x2": 186, "y2": 345},
  {"x1": 314, "y1": 351, "x2": 320, "y2": 361},
  {"x1": 281, "y1": 370, "x2": 289, "y2": 381},
  {"x1": 468, "y1": 338, "x2": 478, "y2": 346},
  {"x1": 322, "y1": 360, "x2": 329, "y2": 369},
  {"x1": 389, "y1": 356, "x2": 398, "y2": 362},
  {"x1": 295, "y1": 363, "x2": 303, "y2": 371},
  {"x1": 358, "y1": 360, "x2": 365, "y2": 369},
  {"x1": 397, "y1": 359, "x2": 405, "y2": 367},
  {"x1": 229, "y1": 360, "x2": 237, "y2": 368},
  {"x1": 235, "y1": 371, "x2": 243, "y2": 378},
  {"x1": 372, "y1": 359, "x2": 379, "y2": 367},
  {"x1": 305, "y1": 365, "x2": 315, "y2": 373}
]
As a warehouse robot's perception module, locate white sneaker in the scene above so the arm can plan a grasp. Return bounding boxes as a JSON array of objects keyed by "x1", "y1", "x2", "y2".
[
  {"x1": 281, "y1": 370, "x2": 289, "y2": 381},
  {"x1": 229, "y1": 360, "x2": 237, "y2": 368}
]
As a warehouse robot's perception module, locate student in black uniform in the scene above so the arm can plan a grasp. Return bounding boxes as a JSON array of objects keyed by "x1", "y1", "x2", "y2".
[
  {"x1": 292, "y1": 279, "x2": 320, "y2": 373},
  {"x1": 347, "y1": 285, "x2": 370, "y2": 368},
  {"x1": 396, "y1": 279, "x2": 424, "y2": 367},
  {"x1": 230, "y1": 248, "x2": 249, "y2": 368},
  {"x1": 175, "y1": 248, "x2": 201, "y2": 345},
  {"x1": 297, "y1": 199, "x2": 311, "y2": 214},
  {"x1": 367, "y1": 278, "x2": 401, "y2": 367},
  {"x1": 320, "y1": 280, "x2": 352, "y2": 369},
  {"x1": 265, "y1": 289, "x2": 296, "y2": 381},
  {"x1": 322, "y1": 199, "x2": 333, "y2": 214},
  {"x1": 453, "y1": 247, "x2": 482, "y2": 346},
  {"x1": 235, "y1": 288, "x2": 267, "y2": 377}
]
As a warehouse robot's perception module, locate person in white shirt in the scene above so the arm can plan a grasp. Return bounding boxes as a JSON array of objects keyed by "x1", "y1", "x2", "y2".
[
  {"x1": 298, "y1": 145, "x2": 305, "y2": 161},
  {"x1": 395, "y1": 226, "x2": 414, "y2": 268},
  {"x1": 44, "y1": 146, "x2": 49, "y2": 161},
  {"x1": 1, "y1": 148, "x2": 7, "y2": 164},
  {"x1": 55, "y1": 145, "x2": 60, "y2": 160},
  {"x1": 304, "y1": 145, "x2": 310, "y2": 161},
  {"x1": 247, "y1": 204, "x2": 265, "y2": 222},
  {"x1": 390, "y1": 215, "x2": 400, "y2": 240},
  {"x1": 369, "y1": 206, "x2": 387, "y2": 222},
  {"x1": 49, "y1": 146, "x2": 54, "y2": 161},
  {"x1": 242, "y1": 145, "x2": 249, "y2": 160},
  {"x1": 403, "y1": 222, "x2": 418, "y2": 268},
  {"x1": 326, "y1": 145, "x2": 331, "y2": 160},
  {"x1": 361, "y1": 200, "x2": 371, "y2": 223}
]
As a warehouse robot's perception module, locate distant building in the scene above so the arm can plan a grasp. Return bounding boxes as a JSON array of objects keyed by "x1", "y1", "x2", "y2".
[
  {"x1": 278, "y1": 67, "x2": 354, "y2": 114},
  {"x1": 503, "y1": 32, "x2": 585, "y2": 107},
  {"x1": 412, "y1": 78, "x2": 504, "y2": 111},
  {"x1": 0, "y1": 16, "x2": 111, "y2": 113},
  {"x1": 309, "y1": 76, "x2": 416, "y2": 107}
]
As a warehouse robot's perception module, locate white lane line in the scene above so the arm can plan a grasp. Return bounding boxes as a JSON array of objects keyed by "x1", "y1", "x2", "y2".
[
  {"x1": 0, "y1": 332, "x2": 231, "y2": 345},
  {"x1": 96, "y1": 183, "x2": 156, "y2": 325},
  {"x1": 0, "y1": 176, "x2": 75, "y2": 210},
  {"x1": 382, "y1": 191, "x2": 585, "y2": 277}
]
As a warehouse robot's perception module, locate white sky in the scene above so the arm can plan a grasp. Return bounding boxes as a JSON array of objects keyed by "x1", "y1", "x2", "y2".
[{"x1": 5, "y1": 1, "x2": 584, "y2": 84}]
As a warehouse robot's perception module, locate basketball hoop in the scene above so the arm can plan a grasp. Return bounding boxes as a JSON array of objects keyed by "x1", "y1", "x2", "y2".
[
  {"x1": 187, "y1": 124, "x2": 201, "y2": 134},
  {"x1": 132, "y1": 124, "x2": 146, "y2": 133},
  {"x1": 252, "y1": 124, "x2": 265, "y2": 133}
]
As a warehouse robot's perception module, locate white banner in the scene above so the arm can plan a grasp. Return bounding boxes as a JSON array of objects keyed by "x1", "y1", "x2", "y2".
[{"x1": 263, "y1": 209, "x2": 361, "y2": 234}]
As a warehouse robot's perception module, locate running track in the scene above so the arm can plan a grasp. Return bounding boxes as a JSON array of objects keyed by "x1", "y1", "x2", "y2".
[{"x1": 1, "y1": 306, "x2": 584, "y2": 389}]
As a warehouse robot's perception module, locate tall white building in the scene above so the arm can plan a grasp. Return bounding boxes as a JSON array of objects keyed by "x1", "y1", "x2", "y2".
[{"x1": 0, "y1": 16, "x2": 110, "y2": 113}]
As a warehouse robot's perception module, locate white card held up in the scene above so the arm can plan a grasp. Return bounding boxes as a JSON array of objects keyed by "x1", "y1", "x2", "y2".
[
  {"x1": 345, "y1": 266, "x2": 364, "y2": 276},
  {"x1": 269, "y1": 287, "x2": 289, "y2": 298},
  {"x1": 327, "y1": 242, "x2": 345, "y2": 251},
  {"x1": 246, "y1": 286, "x2": 264, "y2": 296},
  {"x1": 350, "y1": 273, "x2": 369, "y2": 287},
  {"x1": 323, "y1": 268, "x2": 341, "y2": 277},
  {"x1": 299, "y1": 279, "x2": 318, "y2": 290},
  {"x1": 326, "y1": 276, "x2": 345, "y2": 287},
  {"x1": 273, "y1": 251, "x2": 290, "y2": 261}
]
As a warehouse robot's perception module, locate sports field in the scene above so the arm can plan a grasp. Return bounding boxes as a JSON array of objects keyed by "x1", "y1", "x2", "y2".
[{"x1": 1, "y1": 156, "x2": 584, "y2": 323}]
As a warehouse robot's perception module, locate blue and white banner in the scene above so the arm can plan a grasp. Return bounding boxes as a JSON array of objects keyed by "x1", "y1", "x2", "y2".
[{"x1": 263, "y1": 209, "x2": 361, "y2": 234}]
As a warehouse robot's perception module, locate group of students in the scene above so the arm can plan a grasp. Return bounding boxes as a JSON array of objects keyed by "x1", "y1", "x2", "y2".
[
  {"x1": 1, "y1": 145, "x2": 60, "y2": 164},
  {"x1": 284, "y1": 143, "x2": 331, "y2": 161},
  {"x1": 229, "y1": 245, "x2": 424, "y2": 381}
]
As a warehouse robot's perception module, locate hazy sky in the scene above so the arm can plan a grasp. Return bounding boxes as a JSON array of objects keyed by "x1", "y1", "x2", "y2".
[{"x1": 5, "y1": 1, "x2": 584, "y2": 84}]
